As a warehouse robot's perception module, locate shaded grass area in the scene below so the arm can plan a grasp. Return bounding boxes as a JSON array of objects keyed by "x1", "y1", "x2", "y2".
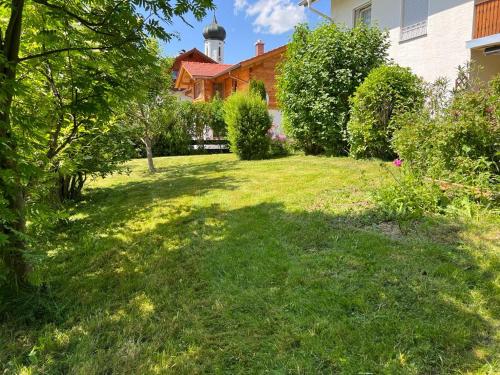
[{"x1": 1, "y1": 154, "x2": 499, "y2": 374}]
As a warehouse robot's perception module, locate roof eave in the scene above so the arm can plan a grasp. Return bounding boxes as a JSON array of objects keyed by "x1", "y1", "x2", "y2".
[{"x1": 212, "y1": 64, "x2": 241, "y2": 79}]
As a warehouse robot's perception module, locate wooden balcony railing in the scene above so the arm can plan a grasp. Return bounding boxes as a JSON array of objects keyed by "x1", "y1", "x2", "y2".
[{"x1": 473, "y1": 0, "x2": 500, "y2": 39}]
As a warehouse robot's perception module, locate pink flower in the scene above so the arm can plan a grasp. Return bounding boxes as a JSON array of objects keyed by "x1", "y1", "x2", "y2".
[
  {"x1": 393, "y1": 159, "x2": 403, "y2": 167},
  {"x1": 277, "y1": 134, "x2": 287, "y2": 142}
]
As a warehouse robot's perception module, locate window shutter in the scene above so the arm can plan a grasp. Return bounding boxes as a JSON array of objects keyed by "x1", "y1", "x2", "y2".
[{"x1": 402, "y1": 0, "x2": 429, "y2": 27}]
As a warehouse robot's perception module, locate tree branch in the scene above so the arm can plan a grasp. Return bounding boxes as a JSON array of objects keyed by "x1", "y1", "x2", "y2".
[
  {"x1": 18, "y1": 45, "x2": 114, "y2": 62},
  {"x1": 31, "y1": 0, "x2": 105, "y2": 27}
]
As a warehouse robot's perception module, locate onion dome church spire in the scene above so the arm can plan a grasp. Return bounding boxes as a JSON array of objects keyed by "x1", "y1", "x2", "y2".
[{"x1": 203, "y1": 14, "x2": 226, "y2": 63}]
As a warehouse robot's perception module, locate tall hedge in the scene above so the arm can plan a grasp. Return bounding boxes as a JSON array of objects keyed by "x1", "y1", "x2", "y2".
[
  {"x1": 347, "y1": 65, "x2": 425, "y2": 159},
  {"x1": 224, "y1": 92, "x2": 272, "y2": 160},
  {"x1": 277, "y1": 23, "x2": 389, "y2": 155}
]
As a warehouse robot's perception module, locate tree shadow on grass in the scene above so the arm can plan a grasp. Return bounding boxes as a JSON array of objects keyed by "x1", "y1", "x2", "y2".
[
  {"x1": 1, "y1": 194, "x2": 499, "y2": 372},
  {"x1": 143, "y1": 160, "x2": 242, "y2": 177},
  {"x1": 67, "y1": 163, "x2": 244, "y2": 236}
]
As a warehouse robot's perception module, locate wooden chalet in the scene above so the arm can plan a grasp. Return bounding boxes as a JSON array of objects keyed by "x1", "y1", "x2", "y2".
[{"x1": 174, "y1": 42, "x2": 286, "y2": 110}]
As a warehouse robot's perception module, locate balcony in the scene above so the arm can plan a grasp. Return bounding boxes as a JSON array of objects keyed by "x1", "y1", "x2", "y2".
[
  {"x1": 467, "y1": 0, "x2": 500, "y2": 51},
  {"x1": 473, "y1": 0, "x2": 500, "y2": 39}
]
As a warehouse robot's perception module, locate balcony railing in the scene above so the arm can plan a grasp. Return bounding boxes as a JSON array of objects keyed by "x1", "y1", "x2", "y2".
[
  {"x1": 400, "y1": 20, "x2": 428, "y2": 42},
  {"x1": 473, "y1": 0, "x2": 500, "y2": 39}
]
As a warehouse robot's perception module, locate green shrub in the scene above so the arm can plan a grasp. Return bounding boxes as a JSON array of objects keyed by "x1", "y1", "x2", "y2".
[
  {"x1": 173, "y1": 101, "x2": 212, "y2": 153},
  {"x1": 348, "y1": 65, "x2": 424, "y2": 159},
  {"x1": 277, "y1": 23, "x2": 389, "y2": 155},
  {"x1": 249, "y1": 79, "x2": 267, "y2": 101},
  {"x1": 210, "y1": 94, "x2": 227, "y2": 138},
  {"x1": 224, "y1": 92, "x2": 272, "y2": 160},
  {"x1": 375, "y1": 167, "x2": 446, "y2": 220},
  {"x1": 376, "y1": 74, "x2": 500, "y2": 219},
  {"x1": 393, "y1": 75, "x2": 499, "y2": 188}
]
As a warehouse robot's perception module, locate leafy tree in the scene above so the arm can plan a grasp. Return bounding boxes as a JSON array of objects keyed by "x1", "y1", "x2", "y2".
[
  {"x1": 277, "y1": 23, "x2": 389, "y2": 155},
  {"x1": 0, "y1": 0, "x2": 215, "y2": 283},
  {"x1": 348, "y1": 65, "x2": 425, "y2": 160},
  {"x1": 125, "y1": 42, "x2": 175, "y2": 172},
  {"x1": 12, "y1": 25, "x2": 139, "y2": 202}
]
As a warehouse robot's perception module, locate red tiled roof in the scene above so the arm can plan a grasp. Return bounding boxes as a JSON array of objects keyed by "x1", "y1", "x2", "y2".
[
  {"x1": 172, "y1": 48, "x2": 217, "y2": 72},
  {"x1": 212, "y1": 45, "x2": 287, "y2": 78},
  {"x1": 181, "y1": 61, "x2": 234, "y2": 78}
]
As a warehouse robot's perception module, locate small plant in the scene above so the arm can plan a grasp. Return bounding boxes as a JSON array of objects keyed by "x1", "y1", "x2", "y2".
[
  {"x1": 224, "y1": 92, "x2": 272, "y2": 160},
  {"x1": 347, "y1": 65, "x2": 425, "y2": 160},
  {"x1": 268, "y1": 133, "x2": 289, "y2": 158},
  {"x1": 375, "y1": 164, "x2": 446, "y2": 220}
]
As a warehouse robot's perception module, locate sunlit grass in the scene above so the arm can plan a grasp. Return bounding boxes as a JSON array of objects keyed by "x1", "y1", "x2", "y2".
[{"x1": 1, "y1": 154, "x2": 499, "y2": 374}]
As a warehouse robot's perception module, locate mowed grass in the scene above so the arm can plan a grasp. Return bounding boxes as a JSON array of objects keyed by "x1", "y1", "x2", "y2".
[{"x1": 1, "y1": 154, "x2": 499, "y2": 374}]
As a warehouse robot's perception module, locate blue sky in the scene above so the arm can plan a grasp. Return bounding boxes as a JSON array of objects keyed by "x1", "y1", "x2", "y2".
[{"x1": 160, "y1": 0, "x2": 331, "y2": 64}]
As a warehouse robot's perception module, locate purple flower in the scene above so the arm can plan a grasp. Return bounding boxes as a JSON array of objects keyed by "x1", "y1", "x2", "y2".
[{"x1": 393, "y1": 159, "x2": 403, "y2": 167}]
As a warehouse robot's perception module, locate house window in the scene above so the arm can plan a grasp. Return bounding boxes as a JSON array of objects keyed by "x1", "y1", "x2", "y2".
[
  {"x1": 354, "y1": 3, "x2": 371, "y2": 26},
  {"x1": 194, "y1": 81, "x2": 203, "y2": 99},
  {"x1": 401, "y1": 0, "x2": 429, "y2": 42},
  {"x1": 214, "y1": 83, "x2": 223, "y2": 98},
  {"x1": 232, "y1": 79, "x2": 238, "y2": 92}
]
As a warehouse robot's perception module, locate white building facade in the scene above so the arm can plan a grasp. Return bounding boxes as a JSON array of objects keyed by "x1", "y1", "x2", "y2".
[{"x1": 302, "y1": 0, "x2": 500, "y2": 83}]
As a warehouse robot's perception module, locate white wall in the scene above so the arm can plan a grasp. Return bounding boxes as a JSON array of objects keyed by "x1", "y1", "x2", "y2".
[
  {"x1": 330, "y1": 0, "x2": 475, "y2": 83},
  {"x1": 269, "y1": 110, "x2": 285, "y2": 136}
]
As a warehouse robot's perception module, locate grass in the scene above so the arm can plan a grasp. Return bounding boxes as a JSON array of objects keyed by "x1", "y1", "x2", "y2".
[{"x1": 1, "y1": 154, "x2": 499, "y2": 374}]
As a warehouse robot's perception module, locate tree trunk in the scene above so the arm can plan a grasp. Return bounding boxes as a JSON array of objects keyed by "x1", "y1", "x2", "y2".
[
  {"x1": 0, "y1": 0, "x2": 29, "y2": 284},
  {"x1": 56, "y1": 172, "x2": 87, "y2": 202},
  {"x1": 143, "y1": 136, "x2": 156, "y2": 173}
]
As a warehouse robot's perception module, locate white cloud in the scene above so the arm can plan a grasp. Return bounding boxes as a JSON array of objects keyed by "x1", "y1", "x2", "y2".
[
  {"x1": 234, "y1": 0, "x2": 248, "y2": 13},
  {"x1": 234, "y1": 0, "x2": 307, "y2": 35}
]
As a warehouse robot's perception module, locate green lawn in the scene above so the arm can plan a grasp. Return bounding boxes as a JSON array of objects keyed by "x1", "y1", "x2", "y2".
[{"x1": 1, "y1": 154, "x2": 499, "y2": 374}]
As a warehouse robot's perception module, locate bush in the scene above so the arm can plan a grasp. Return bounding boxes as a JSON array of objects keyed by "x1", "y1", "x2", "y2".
[
  {"x1": 210, "y1": 94, "x2": 227, "y2": 138},
  {"x1": 376, "y1": 74, "x2": 500, "y2": 219},
  {"x1": 224, "y1": 92, "x2": 272, "y2": 160},
  {"x1": 393, "y1": 75, "x2": 499, "y2": 188},
  {"x1": 348, "y1": 65, "x2": 425, "y2": 159},
  {"x1": 249, "y1": 79, "x2": 267, "y2": 101},
  {"x1": 277, "y1": 23, "x2": 389, "y2": 155},
  {"x1": 173, "y1": 101, "x2": 211, "y2": 152}
]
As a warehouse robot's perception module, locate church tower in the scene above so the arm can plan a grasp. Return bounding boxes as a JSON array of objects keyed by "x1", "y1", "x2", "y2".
[{"x1": 203, "y1": 15, "x2": 226, "y2": 63}]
